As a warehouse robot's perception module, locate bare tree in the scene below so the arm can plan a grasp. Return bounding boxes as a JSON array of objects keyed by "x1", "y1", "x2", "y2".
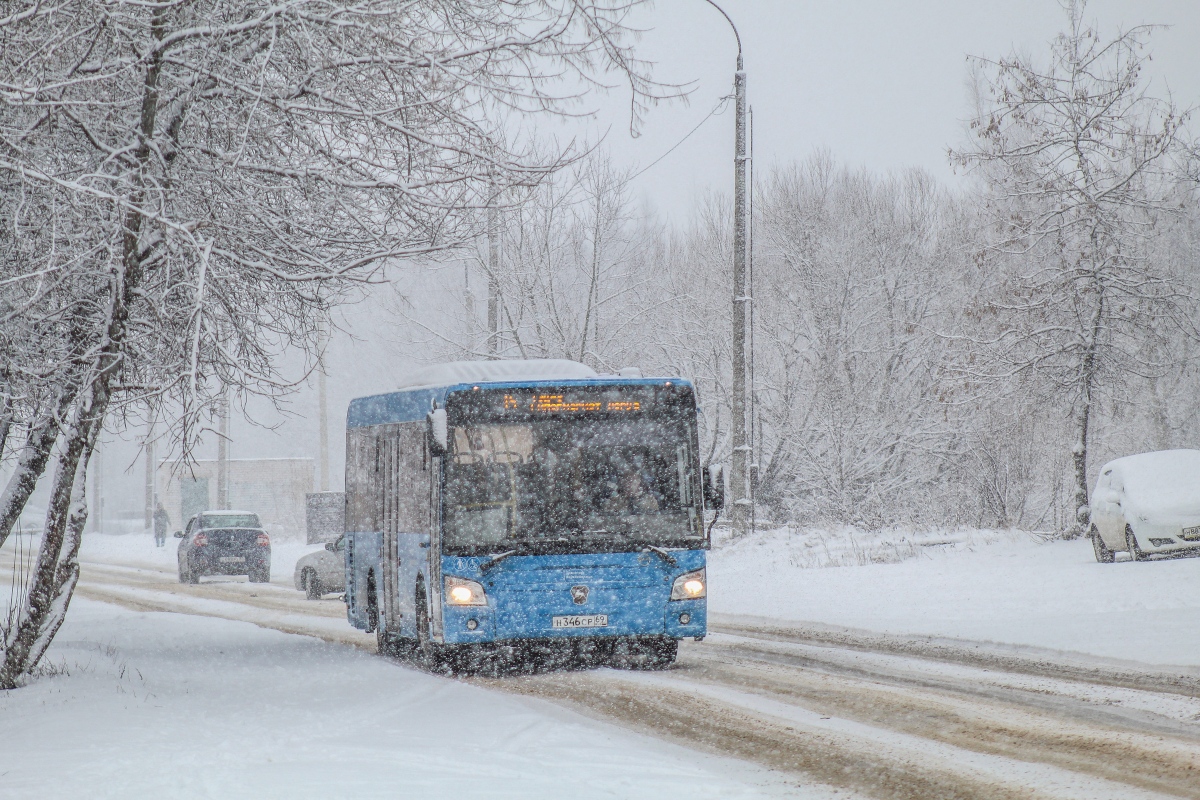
[
  {"x1": 748, "y1": 155, "x2": 969, "y2": 526},
  {"x1": 0, "y1": 0, "x2": 669, "y2": 686},
  {"x1": 397, "y1": 151, "x2": 663, "y2": 371},
  {"x1": 950, "y1": 0, "x2": 1198, "y2": 536}
]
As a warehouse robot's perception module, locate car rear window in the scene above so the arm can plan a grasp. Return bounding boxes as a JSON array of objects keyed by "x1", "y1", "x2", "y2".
[{"x1": 200, "y1": 514, "x2": 260, "y2": 529}]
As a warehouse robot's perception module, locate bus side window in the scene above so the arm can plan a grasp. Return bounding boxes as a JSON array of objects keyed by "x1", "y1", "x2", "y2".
[
  {"x1": 677, "y1": 444, "x2": 691, "y2": 507},
  {"x1": 346, "y1": 427, "x2": 377, "y2": 533},
  {"x1": 397, "y1": 424, "x2": 426, "y2": 533}
]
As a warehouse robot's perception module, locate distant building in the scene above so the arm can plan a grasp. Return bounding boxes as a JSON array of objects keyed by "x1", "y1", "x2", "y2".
[{"x1": 157, "y1": 458, "x2": 314, "y2": 539}]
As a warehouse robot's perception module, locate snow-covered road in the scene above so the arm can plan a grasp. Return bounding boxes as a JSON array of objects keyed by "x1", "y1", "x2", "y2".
[
  {"x1": 5, "y1": 532, "x2": 1200, "y2": 799},
  {"x1": 0, "y1": 597, "x2": 807, "y2": 800}
]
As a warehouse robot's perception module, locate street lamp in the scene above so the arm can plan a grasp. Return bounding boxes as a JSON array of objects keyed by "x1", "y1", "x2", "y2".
[{"x1": 703, "y1": 0, "x2": 752, "y2": 536}]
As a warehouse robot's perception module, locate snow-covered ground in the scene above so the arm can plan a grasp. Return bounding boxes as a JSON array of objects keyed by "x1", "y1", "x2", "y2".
[
  {"x1": 7, "y1": 527, "x2": 1200, "y2": 798},
  {"x1": 709, "y1": 527, "x2": 1200, "y2": 667},
  {"x1": 0, "y1": 597, "x2": 816, "y2": 799}
]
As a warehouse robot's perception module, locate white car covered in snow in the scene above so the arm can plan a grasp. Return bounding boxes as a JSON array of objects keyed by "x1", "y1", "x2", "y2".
[{"x1": 1089, "y1": 449, "x2": 1200, "y2": 563}]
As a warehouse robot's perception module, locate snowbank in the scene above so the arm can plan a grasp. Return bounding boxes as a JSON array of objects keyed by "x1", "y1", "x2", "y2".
[{"x1": 708, "y1": 527, "x2": 1200, "y2": 666}]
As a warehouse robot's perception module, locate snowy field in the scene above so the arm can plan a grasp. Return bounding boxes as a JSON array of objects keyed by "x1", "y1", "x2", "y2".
[
  {"x1": 709, "y1": 527, "x2": 1200, "y2": 667},
  {"x1": 0, "y1": 598, "x2": 816, "y2": 800}
]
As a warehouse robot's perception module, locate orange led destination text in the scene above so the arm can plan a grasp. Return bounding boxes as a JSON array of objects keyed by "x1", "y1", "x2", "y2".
[{"x1": 524, "y1": 394, "x2": 641, "y2": 413}]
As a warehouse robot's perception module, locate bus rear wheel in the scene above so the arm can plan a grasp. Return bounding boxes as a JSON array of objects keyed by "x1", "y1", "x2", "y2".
[
  {"x1": 377, "y1": 624, "x2": 400, "y2": 657},
  {"x1": 303, "y1": 569, "x2": 323, "y2": 599}
]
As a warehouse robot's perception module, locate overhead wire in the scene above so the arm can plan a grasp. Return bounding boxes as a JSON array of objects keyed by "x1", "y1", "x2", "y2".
[{"x1": 627, "y1": 95, "x2": 732, "y2": 183}]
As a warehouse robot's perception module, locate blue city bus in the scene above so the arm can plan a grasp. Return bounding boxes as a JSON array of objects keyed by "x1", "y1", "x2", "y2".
[{"x1": 342, "y1": 360, "x2": 721, "y2": 672}]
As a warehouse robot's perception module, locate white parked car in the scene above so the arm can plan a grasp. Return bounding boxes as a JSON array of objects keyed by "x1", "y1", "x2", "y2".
[
  {"x1": 293, "y1": 535, "x2": 346, "y2": 599},
  {"x1": 1089, "y1": 449, "x2": 1200, "y2": 563}
]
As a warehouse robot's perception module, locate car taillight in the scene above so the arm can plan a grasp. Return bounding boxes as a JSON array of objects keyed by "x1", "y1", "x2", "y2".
[
  {"x1": 256, "y1": 533, "x2": 270, "y2": 547},
  {"x1": 193, "y1": 533, "x2": 208, "y2": 546}
]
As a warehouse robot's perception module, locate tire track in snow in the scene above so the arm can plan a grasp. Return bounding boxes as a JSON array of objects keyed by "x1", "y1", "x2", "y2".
[
  {"x1": 673, "y1": 645, "x2": 1200, "y2": 799},
  {"x1": 709, "y1": 616, "x2": 1200, "y2": 699},
  {"x1": 67, "y1": 557, "x2": 1197, "y2": 799},
  {"x1": 487, "y1": 671, "x2": 1054, "y2": 800}
]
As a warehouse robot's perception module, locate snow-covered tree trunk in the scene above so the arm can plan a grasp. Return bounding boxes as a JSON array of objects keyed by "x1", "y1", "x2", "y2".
[
  {"x1": 0, "y1": 387, "x2": 79, "y2": 549},
  {"x1": 0, "y1": 380, "x2": 103, "y2": 688}
]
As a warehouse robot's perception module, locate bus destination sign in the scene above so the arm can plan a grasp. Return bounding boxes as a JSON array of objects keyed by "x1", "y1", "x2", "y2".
[
  {"x1": 452, "y1": 384, "x2": 691, "y2": 421},
  {"x1": 508, "y1": 393, "x2": 641, "y2": 414}
]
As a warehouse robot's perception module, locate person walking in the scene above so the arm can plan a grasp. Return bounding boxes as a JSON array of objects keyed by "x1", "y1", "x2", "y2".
[{"x1": 153, "y1": 502, "x2": 170, "y2": 547}]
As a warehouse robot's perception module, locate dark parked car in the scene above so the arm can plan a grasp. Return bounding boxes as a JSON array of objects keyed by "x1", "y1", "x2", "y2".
[{"x1": 175, "y1": 510, "x2": 271, "y2": 584}]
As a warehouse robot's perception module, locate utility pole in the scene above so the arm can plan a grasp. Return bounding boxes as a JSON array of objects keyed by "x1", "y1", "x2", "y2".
[
  {"x1": 144, "y1": 425, "x2": 155, "y2": 531},
  {"x1": 705, "y1": 0, "x2": 753, "y2": 537},
  {"x1": 318, "y1": 328, "x2": 330, "y2": 492},
  {"x1": 487, "y1": 201, "x2": 500, "y2": 358},
  {"x1": 729, "y1": 55, "x2": 751, "y2": 537},
  {"x1": 217, "y1": 389, "x2": 229, "y2": 508},
  {"x1": 463, "y1": 258, "x2": 476, "y2": 324}
]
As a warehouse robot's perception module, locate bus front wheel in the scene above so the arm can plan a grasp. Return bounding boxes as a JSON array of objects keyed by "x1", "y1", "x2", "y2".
[{"x1": 610, "y1": 636, "x2": 677, "y2": 670}]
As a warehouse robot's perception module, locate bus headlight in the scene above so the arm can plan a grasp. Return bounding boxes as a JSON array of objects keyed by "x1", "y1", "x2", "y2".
[
  {"x1": 670, "y1": 568, "x2": 706, "y2": 600},
  {"x1": 445, "y1": 576, "x2": 487, "y2": 606}
]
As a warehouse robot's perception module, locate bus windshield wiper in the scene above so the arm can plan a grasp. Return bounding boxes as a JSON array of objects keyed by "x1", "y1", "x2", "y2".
[
  {"x1": 480, "y1": 549, "x2": 520, "y2": 572},
  {"x1": 480, "y1": 541, "x2": 546, "y2": 571},
  {"x1": 639, "y1": 543, "x2": 677, "y2": 566}
]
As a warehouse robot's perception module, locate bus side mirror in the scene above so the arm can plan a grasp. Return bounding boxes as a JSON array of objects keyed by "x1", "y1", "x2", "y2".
[
  {"x1": 703, "y1": 464, "x2": 725, "y2": 511},
  {"x1": 426, "y1": 408, "x2": 448, "y2": 457},
  {"x1": 173, "y1": 531, "x2": 184, "y2": 538}
]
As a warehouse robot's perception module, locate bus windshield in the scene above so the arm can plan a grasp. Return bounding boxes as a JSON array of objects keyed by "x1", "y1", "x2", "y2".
[{"x1": 442, "y1": 419, "x2": 701, "y2": 555}]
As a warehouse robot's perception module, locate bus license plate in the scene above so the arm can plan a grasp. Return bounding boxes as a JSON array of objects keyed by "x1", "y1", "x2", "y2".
[
  {"x1": 219, "y1": 556, "x2": 245, "y2": 563},
  {"x1": 552, "y1": 614, "x2": 608, "y2": 629}
]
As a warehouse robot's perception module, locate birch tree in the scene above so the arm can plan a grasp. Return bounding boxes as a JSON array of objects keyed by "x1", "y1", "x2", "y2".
[{"x1": 950, "y1": 0, "x2": 1197, "y2": 535}]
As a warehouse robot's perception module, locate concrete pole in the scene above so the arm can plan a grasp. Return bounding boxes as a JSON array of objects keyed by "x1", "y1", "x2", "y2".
[
  {"x1": 729, "y1": 56, "x2": 751, "y2": 537},
  {"x1": 144, "y1": 427, "x2": 155, "y2": 531},
  {"x1": 463, "y1": 258, "x2": 475, "y2": 328},
  {"x1": 217, "y1": 390, "x2": 229, "y2": 508},
  {"x1": 487, "y1": 203, "x2": 500, "y2": 358},
  {"x1": 318, "y1": 354, "x2": 329, "y2": 492}
]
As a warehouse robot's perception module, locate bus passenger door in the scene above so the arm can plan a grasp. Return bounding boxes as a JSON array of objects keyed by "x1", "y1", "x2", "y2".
[{"x1": 429, "y1": 452, "x2": 444, "y2": 643}]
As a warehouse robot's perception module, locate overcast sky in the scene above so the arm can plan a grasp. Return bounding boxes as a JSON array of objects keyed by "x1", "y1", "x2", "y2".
[{"x1": 569, "y1": 0, "x2": 1200, "y2": 222}]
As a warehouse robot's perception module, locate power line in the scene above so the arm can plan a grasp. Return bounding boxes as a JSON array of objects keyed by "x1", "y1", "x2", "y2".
[{"x1": 628, "y1": 95, "x2": 732, "y2": 183}]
